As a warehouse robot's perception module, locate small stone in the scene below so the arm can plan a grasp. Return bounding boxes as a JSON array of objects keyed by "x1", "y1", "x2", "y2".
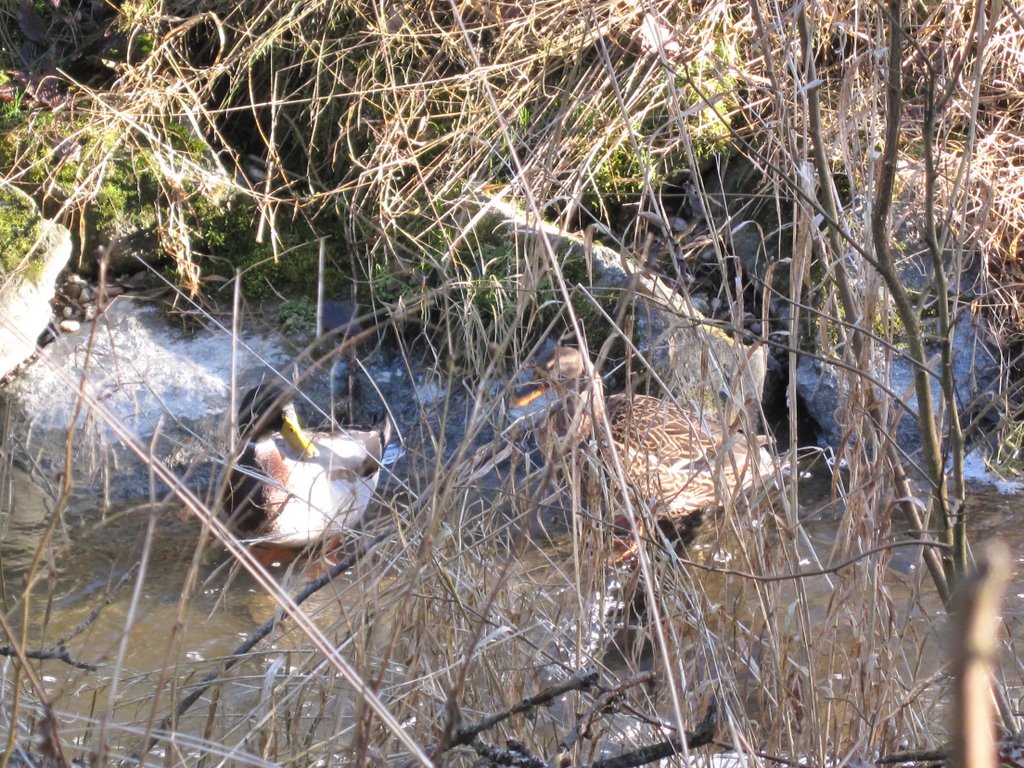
[
  {"x1": 104, "y1": 285, "x2": 125, "y2": 298},
  {"x1": 689, "y1": 296, "x2": 711, "y2": 316},
  {"x1": 668, "y1": 216, "x2": 690, "y2": 234},
  {"x1": 78, "y1": 285, "x2": 94, "y2": 303},
  {"x1": 59, "y1": 319, "x2": 80, "y2": 333},
  {"x1": 62, "y1": 305, "x2": 74, "y2": 318},
  {"x1": 120, "y1": 271, "x2": 150, "y2": 289},
  {"x1": 416, "y1": 380, "x2": 445, "y2": 406},
  {"x1": 84, "y1": 304, "x2": 97, "y2": 321}
]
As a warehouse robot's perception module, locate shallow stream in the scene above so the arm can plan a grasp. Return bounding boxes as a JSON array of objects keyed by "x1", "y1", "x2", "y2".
[{"x1": 2, "y1": 423, "x2": 1024, "y2": 768}]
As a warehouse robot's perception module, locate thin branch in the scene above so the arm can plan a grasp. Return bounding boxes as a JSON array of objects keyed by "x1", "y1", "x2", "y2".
[
  {"x1": 0, "y1": 644, "x2": 97, "y2": 672},
  {"x1": 582, "y1": 701, "x2": 717, "y2": 768},
  {"x1": 674, "y1": 539, "x2": 951, "y2": 583}
]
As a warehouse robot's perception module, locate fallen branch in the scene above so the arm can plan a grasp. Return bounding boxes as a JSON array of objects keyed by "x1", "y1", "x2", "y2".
[
  {"x1": 422, "y1": 671, "x2": 714, "y2": 768},
  {"x1": 583, "y1": 700, "x2": 717, "y2": 768},
  {"x1": 0, "y1": 565, "x2": 140, "y2": 674},
  {"x1": 560, "y1": 672, "x2": 656, "y2": 752},
  {"x1": 471, "y1": 737, "x2": 547, "y2": 768},
  {"x1": 454, "y1": 669, "x2": 600, "y2": 748},
  {"x1": 0, "y1": 644, "x2": 96, "y2": 672}
]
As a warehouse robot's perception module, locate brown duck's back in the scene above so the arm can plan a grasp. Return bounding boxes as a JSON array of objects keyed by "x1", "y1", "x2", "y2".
[{"x1": 603, "y1": 393, "x2": 773, "y2": 518}]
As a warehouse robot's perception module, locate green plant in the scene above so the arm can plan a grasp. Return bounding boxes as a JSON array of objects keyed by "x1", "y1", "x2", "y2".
[
  {"x1": 0, "y1": 186, "x2": 44, "y2": 281},
  {"x1": 277, "y1": 296, "x2": 317, "y2": 332},
  {"x1": 0, "y1": 88, "x2": 24, "y2": 125}
]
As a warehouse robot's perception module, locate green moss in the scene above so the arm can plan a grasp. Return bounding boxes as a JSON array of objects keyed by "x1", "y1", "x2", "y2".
[
  {"x1": 164, "y1": 121, "x2": 210, "y2": 156},
  {"x1": 278, "y1": 296, "x2": 317, "y2": 334},
  {"x1": 191, "y1": 196, "x2": 344, "y2": 300},
  {"x1": 674, "y1": 42, "x2": 740, "y2": 162},
  {"x1": 0, "y1": 187, "x2": 45, "y2": 283},
  {"x1": 569, "y1": 103, "x2": 660, "y2": 205},
  {"x1": 134, "y1": 33, "x2": 155, "y2": 58},
  {"x1": 871, "y1": 294, "x2": 907, "y2": 340},
  {"x1": 85, "y1": 143, "x2": 161, "y2": 258},
  {"x1": 523, "y1": 246, "x2": 623, "y2": 353},
  {"x1": 368, "y1": 261, "x2": 409, "y2": 302}
]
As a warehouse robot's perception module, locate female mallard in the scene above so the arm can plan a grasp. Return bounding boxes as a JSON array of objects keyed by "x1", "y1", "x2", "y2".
[
  {"x1": 511, "y1": 345, "x2": 775, "y2": 546},
  {"x1": 222, "y1": 382, "x2": 391, "y2": 548}
]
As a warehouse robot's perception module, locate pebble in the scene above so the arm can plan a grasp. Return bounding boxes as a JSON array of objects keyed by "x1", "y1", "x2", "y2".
[
  {"x1": 62, "y1": 278, "x2": 83, "y2": 300},
  {"x1": 668, "y1": 216, "x2": 690, "y2": 234},
  {"x1": 120, "y1": 271, "x2": 153, "y2": 289},
  {"x1": 59, "y1": 319, "x2": 81, "y2": 333},
  {"x1": 84, "y1": 305, "x2": 97, "y2": 321},
  {"x1": 79, "y1": 285, "x2": 94, "y2": 303}
]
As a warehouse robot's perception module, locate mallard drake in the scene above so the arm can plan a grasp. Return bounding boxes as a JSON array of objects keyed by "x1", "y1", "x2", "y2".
[
  {"x1": 222, "y1": 382, "x2": 391, "y2": 548},
  {"x1": 510, "y1": 345, "x2": 775, "y2": 545}
]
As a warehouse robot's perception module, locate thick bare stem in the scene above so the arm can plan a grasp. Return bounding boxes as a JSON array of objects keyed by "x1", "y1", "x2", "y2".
[
  {"x1": 949, "y1": 541, "x2": 1012, "y2": 768},
  {"x1": 797, "y1": 0, "x2": 953, "y2": 599}
]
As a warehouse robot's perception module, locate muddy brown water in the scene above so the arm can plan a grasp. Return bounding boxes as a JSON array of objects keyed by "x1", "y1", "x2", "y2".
[{"x1": 2, "y1": 459, "x2": 1024, "y2": 763}]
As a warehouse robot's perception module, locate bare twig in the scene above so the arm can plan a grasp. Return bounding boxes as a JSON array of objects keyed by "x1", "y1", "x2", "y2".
[
  {"x1": 0, "y1": 644, "x2": 96, "y2": 672},
  {"x1": 582, "y1": 701, "x2": 717, "y2": 768}
]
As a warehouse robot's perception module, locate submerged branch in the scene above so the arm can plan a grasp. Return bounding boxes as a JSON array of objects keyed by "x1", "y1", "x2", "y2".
[{"x1": 0, "y1": 644, "x2": 97, "y2": 672}]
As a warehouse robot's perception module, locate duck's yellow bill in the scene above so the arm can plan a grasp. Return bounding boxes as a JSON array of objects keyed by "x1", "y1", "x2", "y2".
[
  {"x1": 281, "y1": 413, "x2": 321, "y2": 459},
  {"x1": 511, "y1": 387, "x2": 546, "y2": 409}
]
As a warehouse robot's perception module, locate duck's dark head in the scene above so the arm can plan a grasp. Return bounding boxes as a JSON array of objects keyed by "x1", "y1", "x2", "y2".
[{"x1": 238, "y1": 383, "x2": 320, "y2": 458}]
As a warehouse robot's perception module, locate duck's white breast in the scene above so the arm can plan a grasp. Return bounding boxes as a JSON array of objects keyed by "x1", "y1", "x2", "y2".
[{"x1": 258, "y1": 435, "x2": 380, "y2": 546}]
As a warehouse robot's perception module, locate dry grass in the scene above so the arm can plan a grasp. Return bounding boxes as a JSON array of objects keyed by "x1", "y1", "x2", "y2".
[{"x1": 2, "y1": 0, "x2": 1023, "y2": 764}]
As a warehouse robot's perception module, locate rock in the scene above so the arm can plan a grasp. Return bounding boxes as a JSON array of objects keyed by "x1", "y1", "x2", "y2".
[
  {"x1": 59, "y1": 319, "x2": 80, "y2": 333},
  {"x1": 119, "y1": 270, "x2": 158, "y2": 290},
  {"x1": 728, "y1": 220, "x2": 766, "y2": 278},
  {"x1": 0, "y1": 184, "x2": 71, "y2": 380},
  {"x1": 0, "y1": 293, "x2": 499, "y2": 512},
  {"x1": 63, "y1": 273, "x2": 86, "y2": 300},
  {"x1": 794, "y1": 357, "x2": 844, "y2": 449},
  {"x1": 795, "y1": 313, "x2": 1003, "y2": 456},
  {"x1": 2, "y1": 297, "x2": 295, "y2": 499}
]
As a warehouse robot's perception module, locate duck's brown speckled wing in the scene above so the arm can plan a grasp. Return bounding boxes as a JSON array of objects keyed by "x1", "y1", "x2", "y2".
[{"x1": 606, "y1": 394, "x2": 771, "y2": 524}]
